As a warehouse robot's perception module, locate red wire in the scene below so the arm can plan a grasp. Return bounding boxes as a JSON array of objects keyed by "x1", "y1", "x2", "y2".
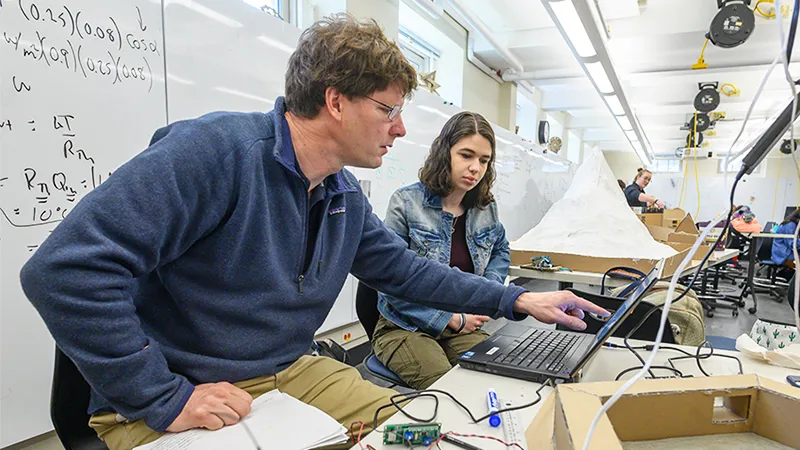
[
  {"x1": 349, "y1": 421, "x2": 366, "y2": 449},
  {"x1": 428, "y1": 431, "x2": 524, "y2": 450}
]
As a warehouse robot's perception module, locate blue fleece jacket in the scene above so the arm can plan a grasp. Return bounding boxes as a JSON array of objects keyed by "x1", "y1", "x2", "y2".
[{"x1": 20, "y1": 97, "x2": 527, "y2": 432}]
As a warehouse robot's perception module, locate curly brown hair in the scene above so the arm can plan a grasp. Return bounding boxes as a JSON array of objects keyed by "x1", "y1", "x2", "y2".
[
  {"x1": 285, "y1": 14, "x2": 418, "y2": 118},
  {"x1": 419, "y1": 112, "x2": 496, "y2": 209}
]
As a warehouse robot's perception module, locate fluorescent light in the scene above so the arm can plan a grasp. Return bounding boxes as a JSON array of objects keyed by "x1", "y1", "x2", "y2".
[
  {"x1": 604, "y1": 95, "x2": 624, "y2": 115},
  {"x1": 550, "y1": 0, "x2": 596, "y2": 58},
  {"x1": 215, "y1": 87, "x2": 274, "y2": 105},
  {"x1": 585, "y1": 61, "x2": 613, "y2": 94},
  {"x1": 169, "y1": 0, "x2": 244, "y2": 27},
  {"x1": 258, "y1": 36, "x2": 295, "y2": 54},
  {"x1": 616, "y1": 115, "x2": 632, "y2": 130}
]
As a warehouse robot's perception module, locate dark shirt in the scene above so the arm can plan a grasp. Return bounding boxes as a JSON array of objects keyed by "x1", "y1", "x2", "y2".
[
  {"x1": 624, "y1": 183, "x2": 647, "y2": 208},
  {"x1": 450, "y1": 212, "x2": 475, "y2": 274}
]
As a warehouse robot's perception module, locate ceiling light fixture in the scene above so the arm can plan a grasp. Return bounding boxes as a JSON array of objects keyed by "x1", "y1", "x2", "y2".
[
  {"x1": 549, "y1": 0, "x2": 596, "y2": 58},
  {"x1": 542, "y1": 0, "x2": 653, "y2": 165},
  {"x1": 585, "y1": 61, "x2": 613, "y2": 94}
]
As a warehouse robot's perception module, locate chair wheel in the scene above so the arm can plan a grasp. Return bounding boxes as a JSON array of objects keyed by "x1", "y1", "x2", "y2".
[
  {"x1": 732, "y1": 309, "x2": 739, "y2": 317},
  {"x1": 737, "y1": 300, "x2": 746, "y2": 307},
  {"x1": 748, "y1": 307, "x2": 757, "y2": 314},
  {"x1": 706, "y1": 311, "x2": 715, "y2": 318},
  {"x1": 743, "y1": 292, "x2": 749, "y2": 298}
]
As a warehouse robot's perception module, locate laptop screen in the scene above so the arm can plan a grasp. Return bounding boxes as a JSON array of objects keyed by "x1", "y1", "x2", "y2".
[{"x1": 583, "y1": 266, "x2": 662, "y2": 352}]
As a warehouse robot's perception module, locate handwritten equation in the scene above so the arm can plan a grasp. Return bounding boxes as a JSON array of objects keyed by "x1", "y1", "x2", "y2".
[
  {"x1": 2, "y1": 0, "x2": 158, "y2": 92},
  {"x1": 0, "y1": 113, "x2": 112, "y2": 229}
]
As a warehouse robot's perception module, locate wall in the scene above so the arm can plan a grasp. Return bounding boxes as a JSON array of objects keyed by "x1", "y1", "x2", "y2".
[
  {"x1": 400, "y1": 0, "x2": 509, "y2": 127},
  {"x1": 604, "y1": 150, "x2": 800, "y2": 224}
]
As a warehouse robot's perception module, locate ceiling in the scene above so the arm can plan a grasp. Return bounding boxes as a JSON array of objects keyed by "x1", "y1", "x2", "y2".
[{"x1": 458, "y1": 0, "x2": 800, "y2": 158}]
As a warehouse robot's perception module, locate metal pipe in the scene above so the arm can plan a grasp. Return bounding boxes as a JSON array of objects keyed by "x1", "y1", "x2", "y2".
[{"x1": 443, "y1": 0, "x2": 525, "y2": 74}]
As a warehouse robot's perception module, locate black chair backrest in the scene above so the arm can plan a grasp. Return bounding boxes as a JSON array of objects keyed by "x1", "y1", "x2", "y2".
[
  {"x1": 756, "y1": 235, "x2": 775, "y2": 262},
  {"x1": 355, "y1": 282, "x2": 381, "y2": 341},
  {"x1": 557, "y1": 289, "x2": 676, "y2": 344},
  {"x1": 51, "y1": 347, "x2": 109, "y2": 450}
]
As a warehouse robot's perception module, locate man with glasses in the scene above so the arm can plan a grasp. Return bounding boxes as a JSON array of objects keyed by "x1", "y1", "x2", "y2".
[{"x1": 21, "y1": 14, "x2": 606, "y2": 450}]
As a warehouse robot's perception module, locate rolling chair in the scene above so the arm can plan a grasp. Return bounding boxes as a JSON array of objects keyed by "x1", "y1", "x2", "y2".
[
  {"x1": 354, "y1": 282, "x2": 409, "y2": 388},
  {"x1": 751, "y1": 233, "x2": 790, "y2": 300},
  {"x1": 51, "y1": 347, "x2": 109, "y2": 450}
]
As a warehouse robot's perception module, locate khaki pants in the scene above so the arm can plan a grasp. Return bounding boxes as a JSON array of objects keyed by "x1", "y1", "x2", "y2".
[
  {"x1": 371, "y1": 316, "x2": 489, "y2": 390},
  {"x1": 89, "y1": 355, "x2": 397, "y2": 450}
]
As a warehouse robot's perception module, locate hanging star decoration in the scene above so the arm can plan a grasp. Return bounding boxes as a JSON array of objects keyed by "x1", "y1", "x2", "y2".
[{"x1": 418, "y1": 71, "x2": 441, "y2": 94}]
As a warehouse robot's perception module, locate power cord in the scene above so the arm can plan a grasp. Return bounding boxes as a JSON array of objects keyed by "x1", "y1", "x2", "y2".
[{"x1": 371, "y1": 380, "x2": 555, "y2": 434}]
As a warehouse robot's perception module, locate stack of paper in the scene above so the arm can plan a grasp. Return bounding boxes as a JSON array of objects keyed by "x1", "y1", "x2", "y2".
[{"x1": 135, "y1": 390, "x2": 349, "y2": 450}]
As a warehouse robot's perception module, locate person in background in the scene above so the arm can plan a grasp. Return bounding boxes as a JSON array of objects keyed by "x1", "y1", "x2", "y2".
[
  {"x1": 19, "y1": 14, "x2": 608, "y2": 450},
  {"x1": 617, "y1": 179, "x2": 626, "y2": 191},
  {"x1": 372, "y1": 111, "x2": 503, "y2": 389},
  {"x1": 731, "y1": 205, "x2": 762, "y2": 234},
  {"x1": 624, "y1": 168, "x2": 664, "y2": 210},
  {"x1": 771, "y1": 209, "x2": 800, "y2": 268}
]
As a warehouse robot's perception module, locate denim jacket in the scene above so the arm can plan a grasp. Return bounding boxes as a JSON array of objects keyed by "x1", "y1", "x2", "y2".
[{"x1": 377, "y1": 182, "x2": 511, "y2": 336}]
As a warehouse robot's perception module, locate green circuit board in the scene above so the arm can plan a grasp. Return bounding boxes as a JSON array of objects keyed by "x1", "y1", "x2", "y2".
[{"x1": 382, "y1": 423, "x2": 442, "y2": 446}]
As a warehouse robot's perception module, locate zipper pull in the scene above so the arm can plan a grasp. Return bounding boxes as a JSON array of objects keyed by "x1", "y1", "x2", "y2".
[{"x1": 298, "y1": 274, "x2": 305, "y2": 293}]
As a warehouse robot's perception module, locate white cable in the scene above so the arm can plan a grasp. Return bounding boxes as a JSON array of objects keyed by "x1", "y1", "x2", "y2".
[
  {"x1": 774, "y1": 0, "x2": 800, "y2": 333},
  {"x1": 581, "y1": 212, "x2": 727, "y2": 450},
  {"x1": 723, "y1": 53, "x2": 782, "y2": 189}
]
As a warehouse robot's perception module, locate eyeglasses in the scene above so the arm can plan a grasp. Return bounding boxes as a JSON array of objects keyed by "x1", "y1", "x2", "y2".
[{"x1": 366, "y1": 96, "x2": 403, "y2": 121}]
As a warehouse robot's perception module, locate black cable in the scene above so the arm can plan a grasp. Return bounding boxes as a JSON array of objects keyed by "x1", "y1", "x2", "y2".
[
  {"x1": 614, "y1": 365, "x2": 684, "y2": 381},
  {"x1": 610, "y1": 172, "x2": 745, "y2": 380},
  {"x1": 600, "y1": 266, "x2": 646, "y2": 296},
  {"x1": 372, "y1": 380, "x2": 554, "y2": 432},
  {"x1": 786, "y1": 0, "x2": 800, "y2": 62}
]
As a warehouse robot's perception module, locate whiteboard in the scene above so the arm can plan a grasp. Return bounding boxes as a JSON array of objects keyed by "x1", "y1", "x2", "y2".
[{"x1": 0, "y1": 0, "x2": 166, "y2": 445}]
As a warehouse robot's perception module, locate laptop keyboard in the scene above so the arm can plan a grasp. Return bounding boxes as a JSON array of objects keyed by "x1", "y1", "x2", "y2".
[{"x1": 494, "y1": 328, "x2": 581, "y2": 374}]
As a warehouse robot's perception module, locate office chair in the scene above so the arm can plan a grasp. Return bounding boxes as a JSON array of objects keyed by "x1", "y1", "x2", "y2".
[
  {"x1": 752, "y1": 235, "x2": 790, "y2": 300},
  {"x1": 354, "y1": 282, "x2": 409, "y2": 388},
  {"x1": 51, "y1": 347, "x2": 109, "y2": 450}
]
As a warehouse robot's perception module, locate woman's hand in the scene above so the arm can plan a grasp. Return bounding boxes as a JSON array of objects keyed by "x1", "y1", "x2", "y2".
[{"x1": 447, "y1": 314, "x2": 491, "y2": 333}]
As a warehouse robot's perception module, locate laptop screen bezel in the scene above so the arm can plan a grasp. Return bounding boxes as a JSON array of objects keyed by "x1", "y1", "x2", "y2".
[{"x1": 569, "y1": 263, "x2": 664, "y2": 374}]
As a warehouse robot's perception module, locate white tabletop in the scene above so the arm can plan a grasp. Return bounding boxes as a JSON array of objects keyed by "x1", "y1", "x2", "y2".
[
  {"x1": 355, "y1": 335, "x2": 797, "y2": 450},
  {"x1": 508, "y1": 249, "x2": 739, "y2": 288}
]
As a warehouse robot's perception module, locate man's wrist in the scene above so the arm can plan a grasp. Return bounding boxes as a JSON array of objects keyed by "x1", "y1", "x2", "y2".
[{"x1": 454, "y1": 313, "x2": 466, "y2": 333}]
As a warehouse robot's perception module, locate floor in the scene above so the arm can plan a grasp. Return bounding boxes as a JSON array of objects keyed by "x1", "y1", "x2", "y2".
[{"x1": 8, "y1": 266, "x2": 797, "y2": 450}]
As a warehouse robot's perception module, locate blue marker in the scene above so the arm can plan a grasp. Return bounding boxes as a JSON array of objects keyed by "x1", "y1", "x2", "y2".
[{"x1": 486, "y1": 389, "x2": 502, "y2": 427}]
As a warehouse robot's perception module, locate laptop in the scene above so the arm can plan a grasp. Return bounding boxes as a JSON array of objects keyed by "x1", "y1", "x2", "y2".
[{"x1": 458, "y1": 262, "x2": 664, "y2": 383}]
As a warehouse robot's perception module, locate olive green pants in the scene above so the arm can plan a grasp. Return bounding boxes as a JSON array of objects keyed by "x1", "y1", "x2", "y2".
[
  {"x1": 371, "y1": 316, "x2": 489, "y2": 389},
  {"x1": 88, "y1": 355, "x2": 397, "y2": 450}
]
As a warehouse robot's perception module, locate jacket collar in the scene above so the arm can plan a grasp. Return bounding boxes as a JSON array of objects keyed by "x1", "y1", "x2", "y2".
[
  {"x1": 421, "y1": 184, "x2": 443, "y2": 209},
  {"x1": 269, "y1": 97, "x2": 357, "y2": 195}
]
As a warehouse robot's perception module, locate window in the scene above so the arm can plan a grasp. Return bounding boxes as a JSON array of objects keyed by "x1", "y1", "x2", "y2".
[
  {"x1": 398, "y1": 27, "x2": 439, "y2": 74},
  {"x1": 718, "y1": 158, "x2": 763, "y2": 175},
  {"x1": 648, "y1": 159, "x2": 682, "y2": 173}
]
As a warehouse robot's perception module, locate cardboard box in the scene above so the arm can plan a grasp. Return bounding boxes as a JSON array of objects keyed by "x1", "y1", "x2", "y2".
[
  {"x1": 509, "y1": 248, "x2": 691, "y2": 278},
  {"x1": 526, "y1": 374, "x2": 800, "y2": 450},
  {"x1": 645, "y1": 216, "x2": 713, "y2": 256},
  {"x1": 636, "y1": 208, "x2": 690, "y2": 229}
]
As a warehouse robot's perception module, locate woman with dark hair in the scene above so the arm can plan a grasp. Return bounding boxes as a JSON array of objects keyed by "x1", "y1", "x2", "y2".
[
  {"x1": 771, "y1": 209, "x2": 800, "y2": 267},
  {"x1": 371, "y1": 111, "x2": 507, "y2": 389},
  {"x1": 624, "y1": 168, "x2": 664, "y2": 210}
]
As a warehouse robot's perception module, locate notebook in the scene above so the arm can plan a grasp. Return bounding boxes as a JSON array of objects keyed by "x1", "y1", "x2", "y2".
[{"x1": 134, "y1": 390, "x2": 348, "y2": 450}]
